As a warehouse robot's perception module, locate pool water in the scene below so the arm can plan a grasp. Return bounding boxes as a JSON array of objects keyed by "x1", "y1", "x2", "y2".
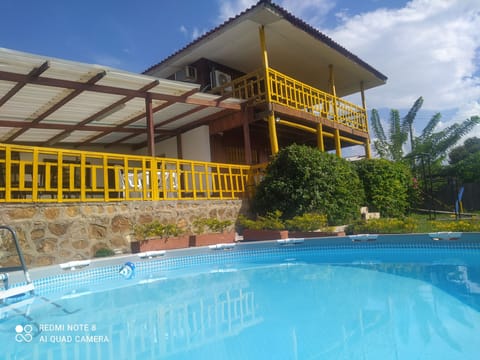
[{"x1": 1, "y1": 237, "x2": 480, "y2": 359}]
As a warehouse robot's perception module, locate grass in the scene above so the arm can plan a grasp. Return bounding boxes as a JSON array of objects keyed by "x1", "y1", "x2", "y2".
[{"x1": 347, "y1": 212, "x2": 480, "y2": 234}]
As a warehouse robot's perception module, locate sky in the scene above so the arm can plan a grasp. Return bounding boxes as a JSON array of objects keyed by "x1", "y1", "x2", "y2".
[{"x1": 1, "y1": 0, "x2": 479, "y2": 146}]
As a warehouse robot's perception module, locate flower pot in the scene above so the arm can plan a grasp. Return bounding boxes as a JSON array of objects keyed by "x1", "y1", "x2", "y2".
[
  {"x1": 242, "y1": 229, "x2": 289, "y2": 241},
  {"x1": 130, "y1": 235, "x2": 190, "y2": 253},
  {"x1": 191, "y1": 231, "x2": 236, "y2": 247}
]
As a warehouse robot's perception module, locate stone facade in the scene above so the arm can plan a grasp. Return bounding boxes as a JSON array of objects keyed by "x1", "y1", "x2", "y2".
[{"x1": 0, "y1": 200, "x2": 246, "y2": 268}]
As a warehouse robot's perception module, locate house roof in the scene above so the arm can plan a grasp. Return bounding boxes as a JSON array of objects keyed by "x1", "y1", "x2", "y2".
[
  {"x1": 144, "y1": 0, "x2": 387, "y2": 97},
  {"x1": 0, "y1": 48, "x2": 243, "y2": 150}
]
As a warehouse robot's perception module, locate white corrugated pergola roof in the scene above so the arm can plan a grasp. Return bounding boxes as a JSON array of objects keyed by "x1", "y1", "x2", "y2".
[{"x1": 0, "y1": 48, "x2": 243, "y2": 151}]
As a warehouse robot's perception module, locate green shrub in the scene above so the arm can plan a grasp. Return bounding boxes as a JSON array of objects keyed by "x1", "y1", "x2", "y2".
[
  {"x1": 284, "y1": 213, "x2": 327, "y2": 231},
  {"x1": 94, "y1": 248, "x2": 115, "y2": 258},
  {"x1": 237, "y1": 210, "x2": 285, "y2": 231},
  {"x1": 347, "y1": 217, "x2": 419, "y2": 234},
  {"x1": 193, "y1": 218, "x2": 232, "y2": 234},
  {"x1": 253, "y1": 145, "x2": 364, "y2": 225},
  {"x1": 133, "y1": 221, "x2": 183, "y2": 240},
  {"x1": 354, "y1": 159, "x2": 414, "y2": 217},
  {"x1": 238, "y1": 211, "x2": 328, "y2": 232}
]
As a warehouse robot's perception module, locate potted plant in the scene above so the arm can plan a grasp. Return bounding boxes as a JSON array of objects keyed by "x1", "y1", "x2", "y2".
[
  {"x1": 238, "y1": 211, "x2": 345, "y2": 241},
  {"x1": 238, "y1": 210, "x2": 289, "y2": 241},
  {"x1": 130, "y1": 221, "x2": 189, "y2": 252},
  {"x1": 190, "y1": 217, "x2": 235, "y2": 246}
]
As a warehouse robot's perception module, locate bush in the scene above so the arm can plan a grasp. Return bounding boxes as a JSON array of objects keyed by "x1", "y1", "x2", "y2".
[
  {"x1": 347, "y1": 217, "x2": 419, "y2": 234},
  {"x1": 237, "y1": 211, "x2": 328, "y2": 232},
  {"x1": 252, "y1": 145, "x2": 364, "y2": 225},
  {"x1": 133, "y1": 221, "x2": 184, "y2": 240},
  {"x1": 354, "y1": 159, "x2": 414, "y2": 217},
  {"x1": 94, "y1": 248, "x2": 115, "y2": 258},
  {"x1": 193, "y1": 218, "x2": 232, "y2": 234}
]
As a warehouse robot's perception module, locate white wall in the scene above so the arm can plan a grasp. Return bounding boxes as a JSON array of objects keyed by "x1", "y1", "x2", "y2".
[
  {"x1": 154, "y1": 137, "x2": 178, "y2": 159},
  {"x1": 181, "y1": 126, "x2": 211, "y2": 162}
]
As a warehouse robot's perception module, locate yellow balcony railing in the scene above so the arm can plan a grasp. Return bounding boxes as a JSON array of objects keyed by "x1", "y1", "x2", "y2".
[
  {"x1": 0, "y1": 143, "x2": 263, "y2": 203},
  {"x1": 213, "y1": 67, "x2": 368, "y2": 132}
]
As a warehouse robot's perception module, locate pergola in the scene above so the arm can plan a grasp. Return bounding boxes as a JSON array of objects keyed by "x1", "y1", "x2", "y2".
[{"x1": 0, "y1": 48, "x2": 244, "y2": 156}]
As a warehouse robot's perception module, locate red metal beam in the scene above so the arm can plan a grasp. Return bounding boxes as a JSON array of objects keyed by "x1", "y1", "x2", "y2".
[
  {"x1": 0, "y1": 70, "x2": 241, "y2": 110},
  {"x1": 0, "y1": 119, "x2": 147, "y2": 133},
  {"x1": 6, "y1": 71, "x2": 107, "y2": 142},
  {"x1": 146, "y1": 94, "x2": 155, "y2": 157},
  {"x1": 44, "y1": 79, "x2": 160, "y2": 146},
  {"x1": 0, "y1": 61, "x2": 50, "y2": 108},
  {"x1": 77, "y1": 101, "x2": 175, "y2": 147}
]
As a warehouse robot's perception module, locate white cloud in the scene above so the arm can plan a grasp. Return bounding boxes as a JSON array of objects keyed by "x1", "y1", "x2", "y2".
[
  {"x1": 217, "y1": 0, "x2": 256, "y2": 22},
  {"x1": 217, "y1": 0, "x2": 334, "y2": 24},
  {"x1": 179, "y1": 25, "x2": 188, "y2": 36},
  {"x1": 324, "y1": 0, "x2": 480, "y2": 116}
]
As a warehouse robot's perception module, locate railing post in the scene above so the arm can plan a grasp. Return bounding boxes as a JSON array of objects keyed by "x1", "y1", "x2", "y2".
[
  {"x1": 5, "y1": 146, "x2": 11, "y2": 202},
  {"x1": 32, "y1": 148, "x2": 39, "y2": 201},
  {"x1": 80, "y1": 152, "x2": 86, "y2": 201},
  {"x1": 57, "y1": 151, "x2": 63, "y2": 202}
]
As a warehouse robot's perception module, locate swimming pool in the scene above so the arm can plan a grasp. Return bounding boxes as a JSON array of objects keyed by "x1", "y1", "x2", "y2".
[{"x1": 1, "y1": 233, "x2": 480, "y2": 359}]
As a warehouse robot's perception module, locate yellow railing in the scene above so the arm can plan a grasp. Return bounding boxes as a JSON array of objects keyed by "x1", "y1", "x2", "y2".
[
  {"x1": 213, "y1": 67, "x2": 368, "y2": 132},
  {"x1": 0, "y1": 143, "x2": 264, "y2": 203}
]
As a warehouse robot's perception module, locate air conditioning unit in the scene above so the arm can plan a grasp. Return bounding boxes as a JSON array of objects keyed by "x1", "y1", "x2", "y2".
[
  {"x1": 184, "y1": 65, "x2": 197, "y2": 81},
  {"x1": 213, "y1": 70, "x2": 232, "y2": 89}
]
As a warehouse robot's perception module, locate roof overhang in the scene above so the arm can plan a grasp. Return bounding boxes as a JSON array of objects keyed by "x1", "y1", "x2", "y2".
[
  {"x1": 0, "y1": 48, "x2": 243, "y2": 150},
  {"x1": 145, "y1": 1, "x2": 387, "y2": 97}
]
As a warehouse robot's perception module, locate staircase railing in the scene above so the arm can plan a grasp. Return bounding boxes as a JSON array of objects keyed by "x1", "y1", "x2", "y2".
[{"x1": 0, "y1": 225, "x2": 34, "y2": 301}]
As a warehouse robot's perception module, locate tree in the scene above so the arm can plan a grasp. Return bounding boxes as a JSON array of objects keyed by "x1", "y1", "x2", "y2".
[
  {"x1": 252, "y1": 144, "x2": 365, "y2": 225},
  {"x1": 445, "y1": 137, "x2": 480, "y2": 183},
  {"x1": 371, "y1": 96, "x2": 480, "y2": 164},
  {"x1": 448, "y1": 137, "x2": 480, "y2": 164},
  {"x1": 410, "y1": 115, "x2": 480, "y2": 167}
]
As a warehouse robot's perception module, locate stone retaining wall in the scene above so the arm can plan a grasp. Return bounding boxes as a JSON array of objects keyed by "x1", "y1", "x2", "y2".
[{"x1": 0, "y1": 200, "x2": 247, "y2": 268}]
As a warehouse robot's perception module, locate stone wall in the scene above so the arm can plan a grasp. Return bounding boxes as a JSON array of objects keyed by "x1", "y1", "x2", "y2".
[{"x1": 0, "y1": 200, "x2": 247, "y2": 268}]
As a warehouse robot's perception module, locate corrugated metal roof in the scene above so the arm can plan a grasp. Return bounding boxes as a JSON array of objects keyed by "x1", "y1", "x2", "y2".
[{"x1": 0, "y1": 48, "x2": 243, "y2": 150}]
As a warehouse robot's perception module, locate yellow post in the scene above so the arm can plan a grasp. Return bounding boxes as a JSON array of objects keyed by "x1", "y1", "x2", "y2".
[
  {"x1": 329, "y1": 65, "x2": 341, "y2": 157},
  {"x1": 317, "y1": 123, "x2": 324, "y2": 152},
  {"x1": 267, "y1": 113, "x2": 279, "y2": 154},
  {"x1": 259, "y1": 25, "x2": 278, "y2": 155},
  {"x1": 360, "y1": 80, "x2": 372, "y2": 158},
  {"x1": 334, "y1": 128, "x2": 342, "y2": 157}
]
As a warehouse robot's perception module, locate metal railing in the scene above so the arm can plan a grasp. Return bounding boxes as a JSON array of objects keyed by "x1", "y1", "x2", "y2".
[
  {"x1": 0, "y1": 143, "x2": 264, "y2": 203},
  {"x1": 212, "y1": 67, "x2": 368, "y2": 132}
]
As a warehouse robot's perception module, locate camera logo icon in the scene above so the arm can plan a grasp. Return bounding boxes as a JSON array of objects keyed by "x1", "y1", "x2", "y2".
[{"x1": 15, "y1": 324, "x2": 34, "y2": 343}]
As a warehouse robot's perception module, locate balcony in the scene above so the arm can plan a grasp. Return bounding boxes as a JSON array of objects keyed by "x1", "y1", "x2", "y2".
[
  {"x1": 212, "y1": 67, "x2": 368, "y2": 133},
  {"x1": 0, "y1": 143, "x2": 264, "y2": 203}
]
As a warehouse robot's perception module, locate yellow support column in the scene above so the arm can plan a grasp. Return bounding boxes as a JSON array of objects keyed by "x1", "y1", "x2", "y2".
[
  {"x1": 259, "y1": 25, "x2": 278, "y2": 155},
  {"x1": 329, "y1": 65, "x2": 341, "y2": 157},
  {"x1": 267, "y1": 113, "x2": 279, "y2": 154},
  {"x1": 317, "y1": 123, "x2": 324, "y2": 152},
  {"x1": 334, "y1": 128, "x2": 342, "y2": 157},
  {"x1": 360, "y1": 80, "x2": 372, "y2": 159}
]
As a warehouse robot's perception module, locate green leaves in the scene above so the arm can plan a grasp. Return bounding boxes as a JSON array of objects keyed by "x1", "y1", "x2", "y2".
[{"x1": 253, "y1": 144, "x2": 364, "y2": 225}]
